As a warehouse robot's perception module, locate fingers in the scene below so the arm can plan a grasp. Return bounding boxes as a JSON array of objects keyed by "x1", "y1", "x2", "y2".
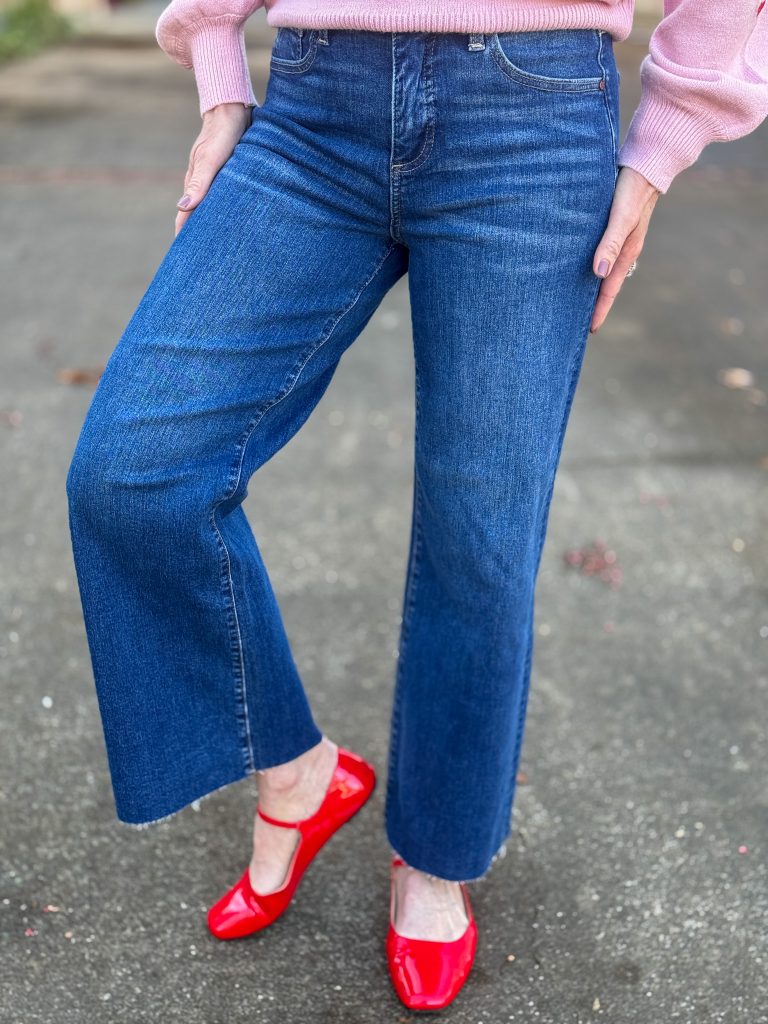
[
  {"x1": 176, "y1": 142, "x2": 218, "y2": 214},
  {"x1": 172, "y1": 147, "x2": 215, "y2": 236},
  {"x1": 172, "y1": 103, "x2": 253, "y2": 237},
  {"x1": 593, "y1": 167, "x2": 660, "y2": 280},
  {"x1": 589, "y1": 167, "x2": 661, "y2": 332},
  {"x1": 590, "y1": 232, "x2": 642, "y2": 333},
  {"x1": 173, "y1": 142, "x2": 218, "y2": 236}
]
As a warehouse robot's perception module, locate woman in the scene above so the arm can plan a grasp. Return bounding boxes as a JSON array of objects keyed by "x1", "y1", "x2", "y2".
[{"x1": 65, "y1": 0, "x2": 767, "y2": 1011}]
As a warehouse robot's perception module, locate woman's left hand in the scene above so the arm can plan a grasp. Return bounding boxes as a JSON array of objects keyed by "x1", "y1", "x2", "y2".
[{"x1": 590, "y1": 166, "x2": 662, "y2": 333}]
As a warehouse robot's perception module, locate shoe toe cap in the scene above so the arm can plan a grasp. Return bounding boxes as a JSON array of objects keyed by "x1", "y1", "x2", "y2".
[
  {"x1": 387, "y1": 925, "x2": 477, "y2": 1010},
  {"x1": 207, "y1": 873, "x2": 271, "y2": 940}
]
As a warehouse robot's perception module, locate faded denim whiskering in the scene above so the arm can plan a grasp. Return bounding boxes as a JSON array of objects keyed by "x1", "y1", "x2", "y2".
[{"x1": 66, "y1": 27, "x2": 620, "y2": 881}]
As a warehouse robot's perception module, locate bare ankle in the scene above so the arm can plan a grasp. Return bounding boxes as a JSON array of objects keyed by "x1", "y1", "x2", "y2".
[
  {"x1": 258, "y1": 736, "x2": 337, "y2": 795},
  {"x1": 259, "y1": 761, "x2": 302, "y2": 793}
]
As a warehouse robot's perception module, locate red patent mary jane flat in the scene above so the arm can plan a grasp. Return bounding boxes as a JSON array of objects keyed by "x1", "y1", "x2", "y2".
[
  {"x1": 207, "y1": 746, "x2": 376, "y2": 940},
  {"x1": 386, "y1": 854, "x2": 478, "y2": 1011}
]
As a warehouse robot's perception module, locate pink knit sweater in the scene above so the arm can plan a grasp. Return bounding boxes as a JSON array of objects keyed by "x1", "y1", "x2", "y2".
[{"x1": 155, "y1": 0, "x2": 768, "y2": 194}]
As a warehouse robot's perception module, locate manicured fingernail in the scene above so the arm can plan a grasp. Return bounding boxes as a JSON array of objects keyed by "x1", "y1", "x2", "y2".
[
  {"x1": 597, "y1": 258, "x2": 610, "y2": 277},
  {"x1": 177, "y1": 194, "x2": 192, "y2": 209}
]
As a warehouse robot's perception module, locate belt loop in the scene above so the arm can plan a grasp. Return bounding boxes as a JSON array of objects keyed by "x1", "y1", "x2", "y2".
[
  {"x1": 318, "y1": 28, "x2": 329, "y2": 45},
  {"x1": 467, "y1": 33, "x2": 485, "y2": 51}
]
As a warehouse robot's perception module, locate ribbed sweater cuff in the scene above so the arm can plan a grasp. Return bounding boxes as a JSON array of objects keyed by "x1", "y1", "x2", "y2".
[
  {"x1": 188, "y1": 17, "x2": 257, "y2": 115},
  {"x1": 617, "y1": 92, "x2": 723, "y2": 194}
]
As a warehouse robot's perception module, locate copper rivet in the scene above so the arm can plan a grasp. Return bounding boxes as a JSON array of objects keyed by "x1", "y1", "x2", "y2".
[{"x1": 598, "y1": 79, "x2": 606, "y2": 90}]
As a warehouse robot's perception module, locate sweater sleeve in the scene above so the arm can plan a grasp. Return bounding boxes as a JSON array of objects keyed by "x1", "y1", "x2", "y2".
[
  {"x1": 617, "y1": 0, "x2": 768, "y2": 193},
  {"x1": 155, "y1": 0, "x2": 264, "y2": 115}
]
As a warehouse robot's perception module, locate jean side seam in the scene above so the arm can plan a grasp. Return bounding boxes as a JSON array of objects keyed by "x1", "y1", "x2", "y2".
[
  {"x1": 596, "y1": 30, "x2": 617, "y2": 169},
  {"x1": 500, "y1": 271, "x2": 604, "y2": 862},
  {"x1": 210, "y1": 240, "x2": 399, "y2": 775}
]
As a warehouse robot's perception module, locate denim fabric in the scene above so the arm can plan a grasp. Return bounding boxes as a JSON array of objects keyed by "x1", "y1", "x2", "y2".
[{"x1": 66, "y1": 27, "x2": 620, "y2": 881}]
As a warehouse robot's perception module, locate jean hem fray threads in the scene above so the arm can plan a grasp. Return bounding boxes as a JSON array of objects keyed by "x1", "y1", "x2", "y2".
[
  {"x1": 387, "y1": 835, "x2": 510, "y2": 884},
  {"x1": 116, "y1": 770, "x2": 255, "y2": 831},
  {"x1": 114, "y1": 725, "x2": 325, "y2": 829}
]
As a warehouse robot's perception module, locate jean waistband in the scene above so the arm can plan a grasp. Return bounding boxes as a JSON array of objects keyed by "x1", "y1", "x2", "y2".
[{"x1": 306, "y1": 28, "x2": 490, "y2": 50}]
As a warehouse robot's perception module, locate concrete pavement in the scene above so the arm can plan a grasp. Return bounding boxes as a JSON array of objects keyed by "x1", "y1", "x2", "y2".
[{"x1": 0, "y1": 22, "x2": 766, "y2": 1024}]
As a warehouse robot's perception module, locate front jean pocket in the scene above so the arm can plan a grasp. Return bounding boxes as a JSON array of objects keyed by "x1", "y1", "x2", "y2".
[
  {"x1": 489, "y1": 29, "x2": 607, "y2": 93},
  {"x1": 270, "y1": 26, "x2": 319, "y2": 74}
]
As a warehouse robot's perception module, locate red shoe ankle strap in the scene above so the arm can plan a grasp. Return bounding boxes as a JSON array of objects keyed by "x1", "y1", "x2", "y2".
[{"x1": 257, "y1": 807, "x2": 303, "y2": 828}]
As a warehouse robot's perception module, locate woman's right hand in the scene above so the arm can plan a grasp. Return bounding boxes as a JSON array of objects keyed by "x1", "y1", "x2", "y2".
[{"x1": 175, "y1": 102, "x2": 254, "y2": 236}]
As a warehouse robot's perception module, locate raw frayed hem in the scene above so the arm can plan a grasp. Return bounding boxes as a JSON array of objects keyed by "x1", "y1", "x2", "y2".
[
  {"x1": 115, "y1": 733, "x2": 332, "y2": 830},
  {"x1": 116, "y1": 771, "x2": 257, "y2": 831},
  {"x1": 389, "y1": 839, "x2": 509, "y2": 885}
]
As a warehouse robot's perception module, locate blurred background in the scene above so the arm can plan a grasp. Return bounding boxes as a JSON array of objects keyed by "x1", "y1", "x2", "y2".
[{"x1": 1, "y1": 2, "x2": 766, "y2": 1022}]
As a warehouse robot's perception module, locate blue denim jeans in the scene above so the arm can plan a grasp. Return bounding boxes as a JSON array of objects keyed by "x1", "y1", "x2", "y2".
[{"x1": 65, "y1": 27, "x2": 620, "y2": 881}]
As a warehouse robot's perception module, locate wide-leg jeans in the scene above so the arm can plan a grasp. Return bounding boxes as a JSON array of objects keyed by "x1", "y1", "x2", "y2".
[{"x1": 65, "y1": 26, "x2": 620, "y2": 881}]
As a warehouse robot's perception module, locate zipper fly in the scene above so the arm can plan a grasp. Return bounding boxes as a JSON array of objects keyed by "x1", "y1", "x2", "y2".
[{"x1": 389, "y1": 32, "x2": 437, "y2": 241}]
